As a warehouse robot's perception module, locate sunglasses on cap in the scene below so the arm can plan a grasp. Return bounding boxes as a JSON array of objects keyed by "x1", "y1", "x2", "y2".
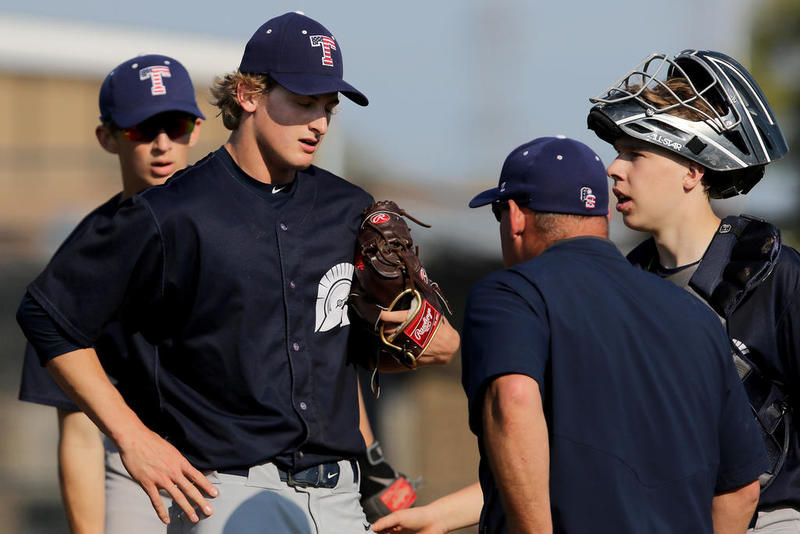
[{"x1": 115, "y1": 112, "x2": 197, "y2": 143}]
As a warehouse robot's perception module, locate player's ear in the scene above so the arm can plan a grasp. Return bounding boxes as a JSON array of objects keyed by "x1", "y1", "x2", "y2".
[
  {"x1": 188, "y1": 118, "x2": 202, "y2": 148},
  {"x1": 236, "y1": 81, "x2": 261, "y2": 113},
  {"x1": 96, "y1": 124, "x2": 119, "y2": 154},
  {"x1": 683, "y1": 162, "x2": 705, "y2": 192}
]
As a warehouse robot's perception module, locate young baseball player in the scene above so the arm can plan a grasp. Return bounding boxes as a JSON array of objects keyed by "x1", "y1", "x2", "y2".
[
  {"x1": 18, "y1": 11, "x2": 457, "y2": 534},
  {"x1": 18, "y1": 54, "x2": 204, "y2": 534},
  {"x1": 588, "y1": 49, "x2": 800, "y2": 532}
]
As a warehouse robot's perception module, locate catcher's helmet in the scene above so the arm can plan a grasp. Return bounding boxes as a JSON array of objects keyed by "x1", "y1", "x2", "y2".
[{"x1": 587, "y1": 49, "x2": 788, "y2": 198}]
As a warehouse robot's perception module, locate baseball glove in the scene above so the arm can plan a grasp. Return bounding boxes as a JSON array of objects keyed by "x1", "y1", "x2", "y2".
[
  {"x1": 358, "y1": 441, "x2": 420, "y2": 523},
  {"x1": 349, "y1": 200, "x2": 451, "y2": 370}
]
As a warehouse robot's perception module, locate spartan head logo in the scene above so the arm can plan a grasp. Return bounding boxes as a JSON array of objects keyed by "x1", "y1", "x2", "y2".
[
  {"x1": 309, "y1": 35, "x2": 337, "y2": 67},
  {"x1": 315, "y1": 262, "x2": 354, "y2": 332},
  {"x1": 139, "y1": 65, "x2": 171, "y2": 95}
]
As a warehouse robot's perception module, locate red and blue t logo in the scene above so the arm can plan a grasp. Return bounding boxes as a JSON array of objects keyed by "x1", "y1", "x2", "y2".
[
  {"x1": 139, "y1": 66, "x2": 172, "y2": 95},
  {"x1": 310, "y1": 35, "x2": 337, "y2": 67}
]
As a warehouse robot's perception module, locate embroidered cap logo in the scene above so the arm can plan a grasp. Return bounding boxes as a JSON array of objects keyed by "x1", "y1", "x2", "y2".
[
  {"x1": 310, "y1": 35, "x2": 337, "y2": 66},
  {"x1": 140, "y1": 66, "x2": 171, "y2": 96},
  {"x1": 580, "y1": 187, "x2": 597, "y2": 209}
]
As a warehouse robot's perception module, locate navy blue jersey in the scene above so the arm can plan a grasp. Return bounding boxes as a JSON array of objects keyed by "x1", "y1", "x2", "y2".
[
  {"x1": 629, "y1": 228, "x2": 800, "y2": 513},
  {"x1": 25, "y1": 147, "x2": 373, "y2": 472},
  {"x1": 19, "y1": 195, "x2": 165, "y2": 432},
  {"x1": 730, "y1": 246, "x2": 800, "y2": 511},
  {"x1": 19, "y1": 194, "x2": 122, "y2": 412},
  {"x1": 461, "y1": 237, "x2": 766, "y2": 534},
  {"x1": 19, "y1": 342, "x2": 77, "y2": 411}
]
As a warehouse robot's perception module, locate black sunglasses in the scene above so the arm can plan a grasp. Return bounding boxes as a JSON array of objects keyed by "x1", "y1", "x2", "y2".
[
  {"x1": 491, "y1": 197, "x2": 529, "y2": 222},
  {"x1": 116, "y1": 112, "x2": 197, "y2": 143},
  {"x1": 491, "y1": 200, "x2": 509, "y2": 222}
]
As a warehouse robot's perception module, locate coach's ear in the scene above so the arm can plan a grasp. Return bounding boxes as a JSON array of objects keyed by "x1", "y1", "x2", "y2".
[
  {"x1": 507, "y1": 199, "x2": 528, "y2": 238},
  {"x1": 96, "y1": 124, "x2": 119, "y2": 154}
]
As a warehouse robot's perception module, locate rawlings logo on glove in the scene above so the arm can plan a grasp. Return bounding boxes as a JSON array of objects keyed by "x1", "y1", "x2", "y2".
[{"x1": 348, "y1": 200, "x2": 451, "y2": 372}]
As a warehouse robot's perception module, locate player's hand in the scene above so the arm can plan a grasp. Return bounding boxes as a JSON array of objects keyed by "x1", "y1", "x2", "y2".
[
  {"x1": 371, "y1": 505, "x2": 448, "y2": 534},
  {"x1": 417, "y1": 317, "x2": 459, "y2": 366},
  {"x1": 379, "y1": 309, "x2": 409, "y2": 333},
  {"x1": 378, "y1": 311, "x2": 459, "y2": 368},
  {"x1": 116, "y1": 426, "x2": 218, "y2": 524}
]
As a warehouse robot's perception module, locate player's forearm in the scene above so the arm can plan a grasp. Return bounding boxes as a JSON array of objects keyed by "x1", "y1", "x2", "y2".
[
  {"x1": 357, "y1": 382, "x2": 376, "y2": 445},
  {"x1": 711, "y1": 480, "x2": 760, "y2": 534},
  {"x1": 429, "y1": 482, "x2": 483, "y2": 531},
  {"x1": 47, "y1": 348, "x2": 150, "y2": 447},
  {"x1": 48, "y1": 349, "x2": 217, "y2": 525},
  {"x1": 419, "y1": 317, "x2": 460, "y2": 366},
  {"x1": 57, "y1": 409, "x2": 105, "y2": 534},
  {"x1": 483, "y1": 374, "x2": 552, "y2": 534}
]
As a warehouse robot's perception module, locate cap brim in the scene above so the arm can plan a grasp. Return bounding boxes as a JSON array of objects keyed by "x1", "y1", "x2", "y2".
[
  {"x1": 272, "y1": 72, "x2": 368, "y2": 106},
  {"x1": 113, "y1": 103, "x2": 206, "y2": 128},
  {"x1": 468, "y1": 187, "x2": 501, "y2": 208}
]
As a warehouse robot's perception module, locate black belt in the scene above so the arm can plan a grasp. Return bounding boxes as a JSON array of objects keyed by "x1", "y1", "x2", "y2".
[
  {"x1": 220, "y1": 459, "x2": 358, "y2": 488},
  {"x1": 279, "y1": 459, "x2": 357, "y2": 488}
]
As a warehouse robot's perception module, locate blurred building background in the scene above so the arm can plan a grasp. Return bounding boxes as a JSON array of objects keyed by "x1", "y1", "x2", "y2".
[{"x1": 1, "y1": 1, "x2": 798, "y2": 532}]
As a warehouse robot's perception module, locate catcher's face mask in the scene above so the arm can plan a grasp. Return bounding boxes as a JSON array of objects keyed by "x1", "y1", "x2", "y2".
[{"x1": 587, "y1": 50, "x2": 788, "y2": 198}]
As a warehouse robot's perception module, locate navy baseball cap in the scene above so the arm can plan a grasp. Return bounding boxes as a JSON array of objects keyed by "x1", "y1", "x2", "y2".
[
  {"x1": 99, "y1": 54, "x2": 205, "y2": 128},
  {"x1": 469, "y1": 136, "x2": 609, "y2": 216},
  {"x1": 239, "y1": 12, "x2": 368, "y2": 106}
]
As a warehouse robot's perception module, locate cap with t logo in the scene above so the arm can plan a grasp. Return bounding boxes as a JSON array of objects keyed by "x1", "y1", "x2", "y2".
[
  {"x1": 99, "y1": 54, "x2": 205, "y2": 128},
  {"x1": 239, "y1": 11, "x2": 368, "y2": 106}
]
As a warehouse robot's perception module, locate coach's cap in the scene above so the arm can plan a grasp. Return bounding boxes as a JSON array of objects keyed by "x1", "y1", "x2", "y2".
[
  {"x1": 239, "y1": 11, "x2": 368, "y2": 106},
  {"x1": 99, "y1": 54, "x2": 205, "y2": 128},
  {"x1": 469, "y1": 136, "x2": 609, "y2": 216}
]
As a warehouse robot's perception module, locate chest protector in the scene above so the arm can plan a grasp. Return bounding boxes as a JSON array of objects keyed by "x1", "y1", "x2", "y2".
[{"x1": 629, "y1": 215, "x2": 791, "y2": 490}]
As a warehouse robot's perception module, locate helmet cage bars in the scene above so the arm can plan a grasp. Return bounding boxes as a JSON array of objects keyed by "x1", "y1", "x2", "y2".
[
  {"x1": 587, "y1": 50, "x2": 788, "y2": 198},
  {"x1": 590, "y1": 52, "x2": 739, "y2": 135}
]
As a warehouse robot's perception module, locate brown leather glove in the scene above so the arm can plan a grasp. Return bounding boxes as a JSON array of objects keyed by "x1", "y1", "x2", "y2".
[{"x1": 349, "y1": 200, "x2": 451, "y2": 369}]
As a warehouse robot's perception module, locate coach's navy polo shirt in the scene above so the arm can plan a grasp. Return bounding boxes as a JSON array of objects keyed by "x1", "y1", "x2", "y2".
[
  {"x1": 25, "y1": 147, "x2": 373, "y2": 473},
  {"x1": 461, "y1": 237, "x2": 767, "y2": 533}
]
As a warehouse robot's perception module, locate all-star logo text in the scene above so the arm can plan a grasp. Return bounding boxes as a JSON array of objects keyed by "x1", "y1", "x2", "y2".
[{"x1": 647, "y1": 133, "x2": 683, "y2": 151}]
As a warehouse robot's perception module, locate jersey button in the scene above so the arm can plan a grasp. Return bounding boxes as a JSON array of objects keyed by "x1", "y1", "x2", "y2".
[
  {"x1": 299, "y1": 402, "x2": 308, "y2": 410},
  {"x1": 280, "y1": 222, "x2": 288, "y2": 231},
  {"x1": 292, "y1": 342, "x2": 300, "y2": 351},
  {"x1": 289, "y1": 280, "x2": 296, "y2": 289}
]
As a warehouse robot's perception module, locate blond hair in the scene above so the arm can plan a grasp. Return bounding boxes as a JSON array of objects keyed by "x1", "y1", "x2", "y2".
[
  {"x1": 210, "y1": 71, "x2": 274, "y2": 130},
  {"x1": 630, "y1": 77, "x2": 725, "y2": 122}
]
